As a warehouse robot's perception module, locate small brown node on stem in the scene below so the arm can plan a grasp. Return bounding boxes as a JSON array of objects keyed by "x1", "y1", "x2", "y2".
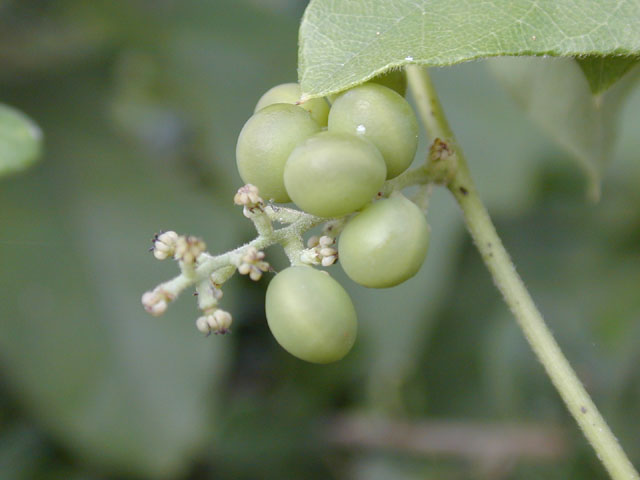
[
  {"x1": 459, "y1": 186, "x2": 469, "y2": 195},
  {"x1": 430, "y1": 138, "x2": 452, "y2": 162},
  {"x1": 428, "y1": 138, "x2": 457, "y2": 185}
]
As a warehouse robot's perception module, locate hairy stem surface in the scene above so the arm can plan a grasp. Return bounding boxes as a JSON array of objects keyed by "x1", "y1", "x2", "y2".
[{"x1": 407, "y1": 64, "x2": 639, "y2": 480}]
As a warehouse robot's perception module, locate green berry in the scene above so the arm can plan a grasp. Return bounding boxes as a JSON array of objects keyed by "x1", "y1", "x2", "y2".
[
  {"x1": 284, "y1": 131, "x2": 386, "y2": 218},
  {"x1": 338, "y1": 193, "x2": 429, "y2": 288},
  {"x1": 255, "y1": 83, "x2": 330, "y2": 126},
  {"x1": 265, "y1": 266, "x2": 357, "y2": 363},
  {"x1": 328, "y1": 83, "x2": 418, "y2": 179},
  {"x1": 236, "y1": 103, "x2": 321, "y2": 202}
]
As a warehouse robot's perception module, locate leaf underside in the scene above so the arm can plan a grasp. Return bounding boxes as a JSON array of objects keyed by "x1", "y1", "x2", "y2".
[
  {"x1": 299, "y1": 0, "x2": 640, "y2": 97},
  {"x1": 577, "y1": 55, "x2": 640, "y2": 94},
  {"x1": 488, "y1": 57, "x2": 640, "y2": 199}
]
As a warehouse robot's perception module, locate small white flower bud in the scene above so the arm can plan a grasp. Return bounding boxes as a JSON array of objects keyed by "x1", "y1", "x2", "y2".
[
  {"x1": 301, "y1": 235, "x2": 338, "y2": 268},
  {"x1": 141, "y1": 290, "x2": 168, "y2": 316},
  {"x1": 174, "y1": 235, "x2": 206, "y2": 264},
  {"x1": 307, "y1": 235, "x2": 320, "y2": 248},
  {"x1": 234, "y1": 184, "x2": 263, "y2": 208},
  {"x1": 255, "y1": 260, "x2": 269, "y2": 271},
  {"x1": 205, "y1": 309, "x2": 232, "y2": 334},
  {"x1": 249, "y1": 269, "x2": 262, "y2": 281},
  {"x1": 318, "y1": 235, "x2": 334, "y2": 247},
  {"x1": 319, "y1": 247, "x2": 337, "y2": 257},
  {"x1": 237, "y1": 247, "x2": 269, "y2": 280},
  {"x1": 153, "y1": 249, "x2": 170, "y2": 260},
  {"x1": 300, "y1": 249, "x2": 321, "y2": 265},
  {"x1": 321, "y1": 255, "x2": 337, "y2": 267},
  {"x1": 196, "y1": 316, "x2": 211, "y2": 335},
  {"x1": 152, "y1": 230, "x2": 179, "y2": 260}
]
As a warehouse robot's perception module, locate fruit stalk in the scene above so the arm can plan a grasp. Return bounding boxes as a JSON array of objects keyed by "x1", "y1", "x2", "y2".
[{"x1": 406, "y1": 64, "x2": 639, "y2": 480}]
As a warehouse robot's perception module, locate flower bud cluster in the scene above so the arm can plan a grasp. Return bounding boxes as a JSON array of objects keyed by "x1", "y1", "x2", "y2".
[
  {"x1": 196, "y1": 309, "x2": 232, "y2": 335},
  {"x1": 152, "y1": 231, "x2": 206, "y2": 265},
  {"x1": 141, "y1": 289, "x2": 173, "y2": 316},
  {"x1": 237, "y1": 246, "x2": 270, "y2": 281},
  {"x1": 152, "y1": 231, "x2": 179, "y2": 260},
  {"x1": 174, "y1": 236, "x2": 206, "y2": 264},
  {"x1": 234, "y1": 184, "x2": 264, "y2": 214},
  {"x1": 301, "y1": 235, "x2": 338, "y2": 266}
]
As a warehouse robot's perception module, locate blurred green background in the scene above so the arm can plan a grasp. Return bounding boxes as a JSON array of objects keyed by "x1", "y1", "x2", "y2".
[{"x1": 1, "y1": 1, "x2": 640, "y2": 479}]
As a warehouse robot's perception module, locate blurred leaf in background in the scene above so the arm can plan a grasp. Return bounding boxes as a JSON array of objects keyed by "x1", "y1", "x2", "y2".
[
  {"x1": 0, "y1": 103, "x2": 42, "y2": 178},
  {"x1": 489, "y1": 57, "x2": 640, "y2": 200},
  {"x1": 1, "y1": 1, "x2": 640, "y2": 479},
  {"x1": 0, "y1": 0, "x2": 302, "y2": 477}
]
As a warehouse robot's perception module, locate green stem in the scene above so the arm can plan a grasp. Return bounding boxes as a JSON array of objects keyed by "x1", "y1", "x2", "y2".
[{"x1": 407, "y1": 64, "x2": 639, "y2": 480}]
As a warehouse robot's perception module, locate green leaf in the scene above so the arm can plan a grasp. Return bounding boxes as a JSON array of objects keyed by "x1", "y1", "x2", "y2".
[
  {"x1": 298, "y1": 0, "x2": 640, "y2": 97},
  {"x1": 488, "y1": 56, "x2": 640, "y2": 199},
  {"x1": 576, "y1": 55, "x2": 640, "y2": 94},
  {"x1": 0, "y1": 103, "x2": 42, "y2": 177}
]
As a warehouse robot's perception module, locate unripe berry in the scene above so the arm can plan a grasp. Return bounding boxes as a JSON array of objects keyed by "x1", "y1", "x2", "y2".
[
  {"x1": 338, "y1": 193, "x2": 430, "y2": 288},
  {"x1": 328, "y1": 83, "x2": 418, "y2": 179},
  {"x1": 255, "y1": 82, "x2": 329, "y2": 126},
  {"x1": 284, "y1": 131, "x2": 386, "y2": 217},
  {"x1": 236, "y1": 103, "x2": 321, "y2": 202},
  {"x1": 265, "y1": 266, "x2": 357, "y2": 363}
]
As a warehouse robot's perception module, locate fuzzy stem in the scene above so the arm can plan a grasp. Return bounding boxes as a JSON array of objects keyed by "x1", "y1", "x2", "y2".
[{"x1": 407, "y1": 64, "x2": 639, "y2": 480}]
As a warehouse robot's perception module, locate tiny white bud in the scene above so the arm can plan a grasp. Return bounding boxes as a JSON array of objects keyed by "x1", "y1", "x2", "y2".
[
  {"x1": 141, "y1": 290, "x2": 158, "y2": 305},
  {"x1": 235, "y1": 184, "x2": 263, "y2": 207},
  {"x1": 174, "y1": 235, "x2": 206, "y2": 264},
  {"x1": 237, "y1": 248, "x2": 269, "y2": 279},
  {"x1": 207, "y1": 309, "x2": 232, "y2": 334},
  {"x1": 153, "y1": 249, "x2": 170, "y2": 260},
  {"x1": 319, "y1": 247, "x2": 337, "y2": 257},
  {"x1": 141, "y1": 290, "x2": 169, "y2": 316},
  {"x1": 307, "y1": 235, "x2": 320, "y2": 248},
  {"x1": 152, "y1": 230, "x2": 179, "y2": 260},
  {"x1": 150, "y1": 300, "x2": 168, "y2": 316},
  {"x1": 321, "y1": 255, "x2": 337, "y2": 267},
  {"x1": 196, "y1": 316, "x2": 211, "y2": 335},
  {"x1": 244, "y1": 246, "x2": 258, "y2": 260},
  {"x1": 255, "y1": 261, "x2": 270, "y2": 271},
  {"x1": 157, "y1": 230, "x2": 178, "y2": 244},
  {"x1": 318, "y1": 235, "x2": 334, "y2": 247},
  {"x1": 249, "y1": 269, "x2": 262, "y2": 281},
  {"x1": 300, "y1": 249, "x2": 320, "y2": 265}
]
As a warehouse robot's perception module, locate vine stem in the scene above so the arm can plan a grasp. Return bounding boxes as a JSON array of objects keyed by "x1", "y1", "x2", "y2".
[{"x1": 406, "y1": 64, "x2": 639, "y2": 480}]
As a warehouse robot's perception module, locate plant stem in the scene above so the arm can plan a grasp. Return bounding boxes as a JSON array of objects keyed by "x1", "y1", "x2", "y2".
[{"x1": 407, "y1": 64, "x2": 639, "y2": 480}]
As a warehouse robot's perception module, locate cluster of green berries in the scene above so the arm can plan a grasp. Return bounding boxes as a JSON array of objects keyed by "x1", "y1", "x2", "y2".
[{"x1": 235, "y1": 71, "x2": 431, "y2": 364}]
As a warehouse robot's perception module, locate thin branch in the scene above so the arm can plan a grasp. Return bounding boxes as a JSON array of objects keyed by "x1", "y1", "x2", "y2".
[
  {"x1": 325, "y1": 414, "x2": 567, "y2": 462},
  {"x1": 406, "y1": 64, "x2": 639, "y2": 480}
]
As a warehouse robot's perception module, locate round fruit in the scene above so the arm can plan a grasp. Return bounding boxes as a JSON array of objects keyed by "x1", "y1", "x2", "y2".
[
  {"x1": 284, "y1": 131, "x2": 386, "y2": 218},
  {"x1": 328, "y1": 71, "x2": 408, "y2": 105},
  {"x1": 265, "y1": 266, "x2": 357, "y2": 364},
  {"x1": 328, "y1": 83, "x2": 418, "y2": 179},
  {"x1": 236, "y1": 103, "x2": 321, "y2": 202},
  {"x1": 338, "y1": 193, "x2": 429, "y2": 288},
  {"x1": 255, "y1": 82, "x2": 330, "y2": 126}
]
